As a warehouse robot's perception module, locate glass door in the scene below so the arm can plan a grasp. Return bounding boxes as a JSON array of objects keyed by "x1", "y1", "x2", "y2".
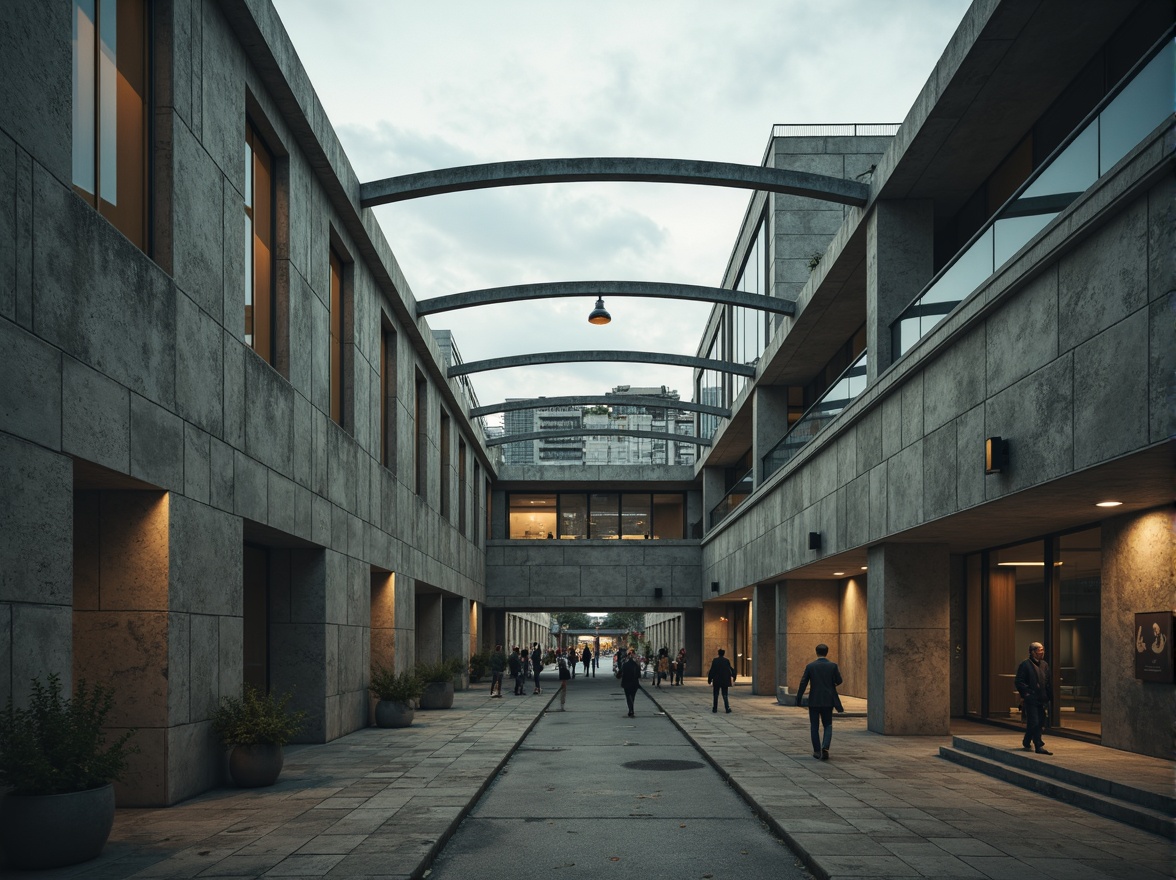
[
  {"x1": 1054, "y1": 527, "x2": 1101, "y2": 736},
  {"x1": 987, "y1": 540, "x2": 1045, "y2": 722}
]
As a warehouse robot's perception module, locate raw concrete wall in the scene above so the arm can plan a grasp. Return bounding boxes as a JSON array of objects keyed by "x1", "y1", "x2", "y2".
[
  {"x1": 1100, "y1": 508, "x2": 1175, "y2": 759},
  {"x1": 485, "y1": 540, "x2": 702, "y2": 610}
]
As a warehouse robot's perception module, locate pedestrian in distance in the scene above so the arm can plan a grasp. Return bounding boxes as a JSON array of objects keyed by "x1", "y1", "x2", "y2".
[
  {"x1": 620, "y1": 648, "x2": 642, "y2": 717},
  {"x1": 531, "y1": 643, "x2": 543, "y2": 694},
  {"x1": 557, "y1": 650, "x2": 571, "y2": 710},
  {"x1": 508, "y1": 646, "x2": 524, "y2": 695},
  {"x1": 796, "y1": 643, "x2": 843, "y2": 760},
  {"x1": 569, "y1": 645, "x2": 576, "y2": 678},
  {"x1": 706, "y1": 648, "x2": 736, "y2": 713},
  {"x1": 489, "y1": 644, "x2": 506, "y2": 697},
  {"x1": 655, "y1": 647, "x2": 669, "y2": 688},
  {"x1": 582, "y1": 645, "x2": 593, "y2": 678},
  {"x1": 674, "y1": 648, "x2": 686, "y2": 685},
  {"x1": 1015, "y1": 641, "x2": 1053, "y2": 755}
]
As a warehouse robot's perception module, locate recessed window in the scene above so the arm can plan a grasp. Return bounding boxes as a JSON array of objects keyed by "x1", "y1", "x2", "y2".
[
  {"x1": 72, "y1": 0, "x2": 148, "y2": 250},
  {"x1": 329, "y1": 247, "x2": 345, "y2": 425},
  {"x1": 244, "y1": 122, "x2": 274, "y2": 362}
]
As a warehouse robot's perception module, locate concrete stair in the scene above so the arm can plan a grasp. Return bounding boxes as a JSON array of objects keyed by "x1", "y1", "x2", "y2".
[{"x1": 939, "y1": 736, "x2": 1175, "y2": 840}]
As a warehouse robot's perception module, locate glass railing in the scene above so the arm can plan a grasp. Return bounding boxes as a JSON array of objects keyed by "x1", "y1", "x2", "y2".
[
  {"x1": 709, "y1": 466, "x2": 754, "y2": 528},
  {"x1": 761, "y1": 350, "x2": 868, "y2": 481},
  {"x1": 891, "y1": 36, "x2": 1174, "y2": 359}
]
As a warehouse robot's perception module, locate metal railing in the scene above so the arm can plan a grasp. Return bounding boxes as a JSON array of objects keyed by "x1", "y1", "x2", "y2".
[
  {"x1": 772, "y1": 123, "x2": 900, "y2": 138},
  {"x1": 709, "y1": 466, "x2": 754, "y2": 529},
  {"x1": 762, "y1": 350, "x2": 868, "y2": 481}
]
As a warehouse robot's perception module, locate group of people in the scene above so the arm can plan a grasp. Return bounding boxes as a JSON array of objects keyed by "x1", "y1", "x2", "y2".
[{"x1": 486, "y1": 639, "x2": 1059, "y2": 761}]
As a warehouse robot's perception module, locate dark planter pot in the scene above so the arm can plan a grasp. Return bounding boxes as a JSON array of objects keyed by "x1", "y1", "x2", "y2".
[
  {"x1": 419, "y1": 680, "x2": 455, "y2": 709},
  {"x1": 374, "y1": 699, "x2": 415, "y2": 727},
  {"x1": 0, "y1": 783, "x2": 115, "y2": 869},
  {"x1": 228, "y1": 743, "x2": 285, "y2": 788}
]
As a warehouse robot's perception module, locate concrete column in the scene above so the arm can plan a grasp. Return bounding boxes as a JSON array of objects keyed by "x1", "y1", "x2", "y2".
[
  {"x1": 753, "y1": 386, "x2": 790, "y2": 484},
  {"x1": 1101, "y1": 508, "x2": 1174, "y2": 759},
  {"x1": 866, "y1": 199, "x2": 934, "y2": 380},
  {"x1": 415, "y1": 591, "x2": 442, "y2": 665},
  {"x1": 752, "y1": 584, "x2": 777, "y2": 695},
  {"x1": 780, "y1": 580, "x2": 839, "y2": 696},
  {"x1": 394, "y1": 575, "x2": 415, "y2": 673},
  {"x1": 1, "y1": 437, "x2": 72, "y2": 710},
  {"x1": 270, "y1": 548, "x2": 329, "y2": 743},
  {"x1": 442, "y1": 595, "x2": 468, "y2": 663},
  {"x1": 839, "y1": 575, "x2": 868, "y2": 698},
  {"x1": 867, "y1": 543, "x2": 950, "y2": 735},
  {"x1": 682, "y1": 608, "x2": 703, "y2": 676}
]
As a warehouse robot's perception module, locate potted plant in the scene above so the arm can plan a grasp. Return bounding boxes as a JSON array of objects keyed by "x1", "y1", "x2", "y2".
[
  {"x1": 211, "y1": 685, "x2": 306, "y2": 788},
  {"x1": 368, "y1": 664, "x2": 422, "y2": 728},
  {"x1": 416, "y1": 659, "x2": 462, "y2": 709},
  {"x1": 0, "y1": 674, "x2": 137, "y2": 870},
  {"x1": 468, "y1": 651, "x2": 490, "y2": 683}
]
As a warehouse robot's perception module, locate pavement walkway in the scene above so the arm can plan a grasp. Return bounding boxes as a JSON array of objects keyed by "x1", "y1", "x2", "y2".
[{"x1": 7, "y1": 677, "x2": 1172, "y2": 880}]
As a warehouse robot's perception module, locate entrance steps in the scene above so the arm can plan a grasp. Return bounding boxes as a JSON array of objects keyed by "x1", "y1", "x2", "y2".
[{"x1": 939, "y1": 735, "x2": 1175, "y2": 839}]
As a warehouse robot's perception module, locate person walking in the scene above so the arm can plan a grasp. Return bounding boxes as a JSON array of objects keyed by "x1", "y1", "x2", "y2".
[
  {"x1": 655, "y1": 648, "x2": 669, "y2": 688},
  {"x1": 568, "y1": 645, "x2": 576, "y2": 678},
  {"x1": 489, "y1": 644, "x2": 506, "y2": 697},
  {"x1": 620, "y1": 648, "x2": 642, "y2": 717},
  {"x1": 582, "y1": 645, "x2": 593, "y2": 678},
  {"x1": 674, "y1": 648, "x2": 686, "y2": 685},
  {"x1": 796, "y1": 643, "x2": 844, "y2": 760},
  {"x1": 508, "y1": 646, "x2": 525, "y2": 695},
  {"x1": 557, "y1": 650, "x2": 571, "y2": 710},
  {"x1": 531, "y1": 643, "x2": 544, "y2": 694},
  {"x1": 1015, "y1": 641, "x2": 1054, "y2": 755},
  {"x1": 706, "y1": 648, "x2": 736, "y2": 713}
]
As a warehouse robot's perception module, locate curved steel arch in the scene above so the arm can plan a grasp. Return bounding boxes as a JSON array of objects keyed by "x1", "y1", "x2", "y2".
[
  {"x1": 448, "y1": 350, "x2": 756, "y2": 378},
  {"x1": 471, "y1": 394, "x2": 731, "y2": 419},
  {"x1": 488, "y1": 428, "x2": 711, "y2": 448},
  {"x1": 416, "y1": 281, "x2": 794, "y2": 317},
  {"x1": 360, "y1": 157, "x2": 869, "y2": 208}
]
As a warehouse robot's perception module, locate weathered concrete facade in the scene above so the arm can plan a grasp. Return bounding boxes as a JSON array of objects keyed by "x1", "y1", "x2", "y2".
[{"x1": 696, "y1": 0, "x2": 1175, "y2": 757}]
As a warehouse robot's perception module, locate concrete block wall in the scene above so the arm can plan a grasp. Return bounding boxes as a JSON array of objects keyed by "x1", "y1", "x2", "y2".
[{"x1": 0, "y1": 0, "x2": 488, "y2": 803}]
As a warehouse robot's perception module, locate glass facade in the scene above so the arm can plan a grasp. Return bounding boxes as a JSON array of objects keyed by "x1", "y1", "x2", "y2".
[
  {"x1": 892, "y1": 37, "x2": 1175, "y2": 360},
  {"x1": 507, "y1": 492, "x2": 685, "y2": 540},
  {"x1": 966, "y1": 526, "x2": 1102, "y2": 739}
]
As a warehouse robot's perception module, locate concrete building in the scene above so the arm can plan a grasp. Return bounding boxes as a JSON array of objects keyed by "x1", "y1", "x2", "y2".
[{"x1": 0, "y1": 0, "x2": 1171, "y2": 816}]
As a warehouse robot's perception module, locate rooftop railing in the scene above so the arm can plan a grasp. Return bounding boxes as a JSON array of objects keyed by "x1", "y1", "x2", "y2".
[{"x1": 772, "y1": 123, "x2": 901, "y2": 138}]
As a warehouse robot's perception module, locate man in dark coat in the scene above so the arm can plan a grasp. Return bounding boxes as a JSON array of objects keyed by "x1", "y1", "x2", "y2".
[
  {"x1": 530, "y1": 643, "x2": 543, "y2": 694},
  {"x1": 796, "y1": 643, "x2": 843, "y2": 760},
  {"x1": 508, "y1": 646, "x2": 524, "y2": 695},
  {"x1": 1015, "y1": 641, "x2": 1053, "y2": 755},
  {"x1": 619, "y1": 649, "x2": 642, "y2": 717},
  {"x1": 706, "y1": 648, "x2": 736, "y2": 713}
]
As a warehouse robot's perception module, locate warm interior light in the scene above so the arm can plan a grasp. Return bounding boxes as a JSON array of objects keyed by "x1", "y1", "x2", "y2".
[
  {"x1": 860, "y1": 566, "x2": 868, "y2": 571},
  {"x1": 833, "y1": 571, "x2": 845, "y2": 577},
  {"x1": 996, "y1": 561, "x2": 1063, "y2": 567},
  {"x1": 588, "y1": 296, "x2": 611, "y2": 325},
  {"x1": 1095, "y1": 500, "x2": 1123, "y2": 507}
]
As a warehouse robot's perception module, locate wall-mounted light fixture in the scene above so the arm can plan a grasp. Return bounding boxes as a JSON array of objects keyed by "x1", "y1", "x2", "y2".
[
  {"x1": 985, "y1": 436, "x2": 1009, "y2": 474},
  {"x1": 710, "y1": 581, "x2": 720, "y2": 593},
  {"x1": 808, "y1": 531, "x2": 822, "y2": 551},
  {"x1": 654, "y1": 587, "x2": 663, "y2": 598},
  {"x1": 588, "y1": 296, "x2": 611, "y2": 325}
]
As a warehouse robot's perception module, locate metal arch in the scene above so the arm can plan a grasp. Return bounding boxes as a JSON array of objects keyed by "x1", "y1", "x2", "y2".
[
  {"x1": 415, "y1": 281, "x2": 795, "y2": 317},
  {"x1": 487, "y1": 428, "x2": 712, "y2": 448},
  {"x1": 448, "y1": 350, "x2": 756, "y2": 378},
  {"x1": 471, "y1": 394, "x2": 731, "y2": 418},
  {"x1": 359, "y1": 157, "x2": 869, "y2": 208}
]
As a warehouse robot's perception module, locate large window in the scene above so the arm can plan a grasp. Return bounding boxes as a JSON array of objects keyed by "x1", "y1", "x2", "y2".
[
  {"x1": 380, "y1": 318, "x2": 396, "y2": 470},
  {"x1": 245, "y1": 122, "x2": 275, "y2": 362},
  {"x1": 507, "y1": 492, "x2": 686, "y2": 540},
  {"x1": 72, "y1": 0, "x2": 148, "y2": 250},
  {"x1": 329, "y1": 247, "x2": 346, "y2": 424},
  {"x1": 966, "y1": 526, "x2": 1102, "y2": 740}
]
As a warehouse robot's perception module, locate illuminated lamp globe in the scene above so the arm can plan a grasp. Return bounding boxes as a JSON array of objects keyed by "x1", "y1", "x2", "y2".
[{"x1": 588, "y1": 296, "x2": 611, "y2": 325}]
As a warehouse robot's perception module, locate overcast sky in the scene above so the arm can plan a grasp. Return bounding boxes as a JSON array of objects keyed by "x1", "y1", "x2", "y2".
[{"x1": 269, "y1": 1, "x2": 971, "y2": 425}]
